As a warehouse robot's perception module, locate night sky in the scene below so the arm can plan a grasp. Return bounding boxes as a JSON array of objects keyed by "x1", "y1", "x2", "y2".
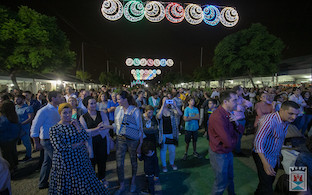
[{"x1": 2, "y1": 0, "x2": 312, "y2": 83}]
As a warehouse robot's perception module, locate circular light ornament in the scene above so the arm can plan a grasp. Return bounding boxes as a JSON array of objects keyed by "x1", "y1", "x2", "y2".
[
  {"x1": 148, "y1": 70, "x2": 153, "y2": 74},
  {"x1": 131, "y1": 69, "x2": 135, "y2": 74},
  {"x1": 124, "y1": 0, "x2": 145, "y2": 22},
  {"x1": 140, "y1": 58, "x2": 147, "y2": 66},
  {"x1": 145, "y1": 1, "x2": 165, "y2": 22},
  {"x1": 147, "y1": 59, "x2": 154, "y2": 66},
  {"x1": 165, "y1": 3, "x2": 185, "y2": 23},
  {"x1": 185, "y1": 4, "x2": 203, "y2": 25},
  {"x1": 154, "y1": 59, "x2": 160, "y2": 66},
  {"x1": 101, "y1": 0, "x2": 123, "y2": 21},
  {"x1": 153, "y1": 69, "x2": 157, "y2": 74},
  {"x1": 126, "y1": 58, "x2": 133, "y2": 66},
  {"x1": 203, "y1": 5, "x2": 220, "y2": 26},
  {"x1": 160, "y1": 59, "x2": 167, "y2": 67},
  {"x1": 133, "y1": 58, "x2": 141, "y2": 66},
  {"x1": 166, "y1": 59, "x2": 174, "y2": 67},
  {"x1": 156, "y1": 69, "x2": 161, "y2": 75},
  {"x1": 220, "y1": 7, "x2": 239, "y2": 27}
]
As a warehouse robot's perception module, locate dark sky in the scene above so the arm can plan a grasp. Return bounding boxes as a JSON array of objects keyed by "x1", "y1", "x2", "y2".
[{"x1": 2, "y1": 0, "x2": 312, "y2": 83}]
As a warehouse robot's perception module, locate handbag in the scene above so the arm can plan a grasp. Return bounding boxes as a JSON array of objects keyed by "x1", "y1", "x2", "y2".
[{"x1": 120, "y1": 107, "x2": 140, "y2": 140}]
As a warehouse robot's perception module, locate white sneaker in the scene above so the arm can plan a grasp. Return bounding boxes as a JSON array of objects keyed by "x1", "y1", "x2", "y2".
[{"x1": 162, "y1": 166, "x2": 168, "y2": 173}]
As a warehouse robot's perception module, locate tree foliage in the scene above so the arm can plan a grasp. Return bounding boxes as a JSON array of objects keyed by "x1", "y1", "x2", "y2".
[
  {"x1": 212, "y1": 23, "x2": 285, "y2": 87},
  {"x1": 99, "y1": 72, "x2": 124, "y2": 86},
  {"x1": 76, "y1": 70, "x2": 91, "y2": 82},
  {"x1": 0, "y1": 6, "x2": 76, "y2": 89},
  {"x1": 192, "y1": 65, "x2": 213, "y2": 82}
]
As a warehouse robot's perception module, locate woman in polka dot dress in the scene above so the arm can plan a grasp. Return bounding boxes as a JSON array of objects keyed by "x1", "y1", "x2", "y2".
[{"x1": 49, "y1": 103, "x2": 108, "y2": 194}]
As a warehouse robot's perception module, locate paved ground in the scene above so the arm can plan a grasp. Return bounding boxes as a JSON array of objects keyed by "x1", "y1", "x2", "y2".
[{"x1": 10, "y1": 129, "x2": 279, "y2": 195}]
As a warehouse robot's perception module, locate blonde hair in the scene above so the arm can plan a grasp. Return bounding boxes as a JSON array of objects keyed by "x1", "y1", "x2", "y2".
[{"x1": 58, "y1": 103, "x2": 72, "y2": 114}]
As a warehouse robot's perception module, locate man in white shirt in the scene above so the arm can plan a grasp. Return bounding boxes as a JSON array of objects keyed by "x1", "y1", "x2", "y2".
[
  {"x1": 211, "y1": 88, "x2": 220, "y2": 99},
  {"x1": 30, "y1": 91, "x2": 62, "y2": 189},
  {"x1": 289, "y1": 87, "x2": 307, "y2": 132},
  {"x1": 64, "y1": 86, "x2": 77, "y2": 102}
]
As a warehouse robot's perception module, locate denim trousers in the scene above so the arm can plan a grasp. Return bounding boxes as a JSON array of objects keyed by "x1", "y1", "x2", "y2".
[
  {"x1": 39, "y1": 139, "x2": 53, "y2": 188},
  {"x1": 116, "y1": 136, "x2": 139, "y2": 184},
  {"x1": 160, "y1": 134, "x2": 176, "y2": 167},
  {"x1": 234, "y1": 119, "x2": 246, "y2": 153},
  {"x1": 301, "y1": 114, "x2": 312, "y2": 134},
  {"x1": 20, "y1": 129, "x2": 32, "y2": 158},
  {"x1": 209, "y1": 148, "x2": 235, "y2": 195}
]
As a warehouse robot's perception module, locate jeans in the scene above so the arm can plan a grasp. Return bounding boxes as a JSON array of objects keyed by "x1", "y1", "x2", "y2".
[
  {"x1": 234, "y1": 119, "x2": 246, "y2": 153},
  {"x1": 293, "y1": 115, "x2": 304, "y2": 132},
  {"x1": 160, "y1": 134, "x2": 176, "y2": 167},
  {"x1": 209, "y1": 148, "x2": 235, "y2": 195},
  {"x1": 116, "y1": 136, "x2": 139, "y2": 184},
  {"x1": 252, "y1": 151, "x2": 277, "y2": 195},
  {"x1": 39, "y1": 139, "x2": 53, "y2": 188},
  {"x1": 20, "y1": 129, "x2": 32, "y2": 158},
  {"x1": 90, "y1": 135, "x2": 107, "y2": 180}
]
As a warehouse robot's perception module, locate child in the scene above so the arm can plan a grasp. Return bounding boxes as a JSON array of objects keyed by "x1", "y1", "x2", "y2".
[
  {"x1": 138, "y1": 140, "x2": 159, "y2": 195},
  {"x1": 205, "y1": 99, "x2": 218, "y2": 159},
  {"x1": 182, "y1": 97, "x2": 200, "y2": 160}
]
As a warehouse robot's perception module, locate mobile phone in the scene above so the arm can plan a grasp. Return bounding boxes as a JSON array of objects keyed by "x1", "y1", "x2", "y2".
[{"x1": 166, "y1": 99, "x2": 173, "y2": 104}]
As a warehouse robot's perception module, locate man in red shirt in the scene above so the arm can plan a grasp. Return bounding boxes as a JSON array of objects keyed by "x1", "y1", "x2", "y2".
[{"x1": 208, "y1": 91, "x2": 245, "y2": 195}]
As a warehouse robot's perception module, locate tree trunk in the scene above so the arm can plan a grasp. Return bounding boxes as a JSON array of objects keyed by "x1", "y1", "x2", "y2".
[
  {"x1": 10, "y1": 70, "x2": 20, "y2": 91},
  {"x1": 248, "y1": 74, "x2": 256, "y2": 88}
]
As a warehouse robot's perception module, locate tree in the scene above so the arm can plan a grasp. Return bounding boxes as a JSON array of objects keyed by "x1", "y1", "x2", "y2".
[
  {"x1": 0, "y1": 6, "x2": 76, "y2": 90},
  {"x1": 99, "y1": 72, "x2": 124, "y2": 86},
  {"x1": 76, "y1": 70, "x2": 91, "y2": 83},
  {"x1": 192, "y1": 65, "x2": 213, "y2": 82},
  {"x1": 213, "y1": 23, "x2": 285, "y2": 88}
]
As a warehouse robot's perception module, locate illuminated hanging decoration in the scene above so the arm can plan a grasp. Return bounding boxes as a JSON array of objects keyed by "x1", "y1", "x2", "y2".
[
  {"x1": 220, "y1": 7, "x2": 239, "y2": 27},
  {"x1": 140, "y1": 58, "x2": 147, "y2": 66},
  {"x1": 131, "y1": 80, "x2": 146, "y2": 87},
  {"x1": 101, "y1": 0, "x2": 239, "y2": 27},
  {"x1": 125, "y1": 58, "x2": 174, "y2": 67},
  {"x1": 131, "y1": 69, "x2": 161, "y2": 80},
  {"x1": 101, "y1": 0, "x2": 123, "y2": 21},
  {"x1": 126, "y1": 58, "x2": 133, "y2": 66},
  {"x1": 145, "y1": 1, "x2": 165, "y2": 22},
  {"x1": 203, "y1": 5, "x2": 220, "y2": 26},
  {"x1": 185, "y1": 4, "x2": 203, "y2": 25},
  {"x1": 166, "y1": 59, "x2": 174, "y2": 67},
  {"x1": 165, "y1": 3, "x2": 185, "y2": 23},
  {"x1": 124, "y1": 0, "x2": 145, "y2": 22}
]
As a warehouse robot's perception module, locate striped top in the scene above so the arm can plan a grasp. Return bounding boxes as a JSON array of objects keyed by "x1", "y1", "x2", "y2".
[{"x1": 254, "y1": 112, "x2": 288, "y2": 168}]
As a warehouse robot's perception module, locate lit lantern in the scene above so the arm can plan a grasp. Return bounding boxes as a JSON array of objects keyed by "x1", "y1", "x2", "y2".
[
  {"x1": 145, "y1": 1, "x2": 165, "y2": 22},
  {"x1": 124, "y1": 0, "x2": 145, "y2": 22},
  {"x1": 133, "y1": 58, "x2": 141, "y2": 66},
  {"x1": 160, "y1": 59, "x2": 167, "y2": 67},
  {"x1": 203, "y1": 5, "x2": 220, "y2": 26},
  {"x1": 185, "y1": 4, "x2": 203, "y2": 25},
  {"x1": 101, "y1": 0, "x2": 123, "y2": 21},
  {"x1": 166, "y1": 59, "x2": 174, "y2": 66},
  {"x1": 147, "y1": 59, "x2": 154, "y2": 66},
  {"x1": 220, "y1": 7, "x2": 239, "y2": 27},
  {"x1": 165, "y1": 3, "x2": 185, "y2": 23},
  {"x1": 154, "y1": 59, "x2": 160, "y2": 66},
  {"x1": 140, "y1": 58, "x2": 147, "y2": 66},
  {"x1": 126, "y1": 58, "x2": 133, "y2": 66},
  {"x1": 156, "y1": 69, "x2": 161, "y2": 75},
  {"x1": 131, "y1": 69, "x2": 135, "y2": 74}
]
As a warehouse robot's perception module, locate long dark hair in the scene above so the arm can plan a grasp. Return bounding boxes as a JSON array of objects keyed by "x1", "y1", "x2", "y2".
[
  {"x1": 119, "y1": 91, "x2": 136, "y2": 106},
  {"x1": 0, "y1": 100, "x2": 19, "y2": 123}
]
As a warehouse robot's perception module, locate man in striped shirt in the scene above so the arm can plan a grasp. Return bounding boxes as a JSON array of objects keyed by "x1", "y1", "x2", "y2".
[{"x1": 253, "y1": 101, "x2": 300, "y2": 194}]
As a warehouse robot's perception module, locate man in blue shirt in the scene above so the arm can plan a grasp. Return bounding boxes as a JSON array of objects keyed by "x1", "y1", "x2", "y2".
[
  {"x1": 15, "y1": 94, "x2": 34, "y2": 162},
  {"x1": 107, "y1": 92, "x2": 119, "y2": 124},
  {"x1": 30, "y1": 91, "x2": 61, "y2": 189},
  {"x1": 182, "y1": 97, "x2": 200, "y2": 160}
]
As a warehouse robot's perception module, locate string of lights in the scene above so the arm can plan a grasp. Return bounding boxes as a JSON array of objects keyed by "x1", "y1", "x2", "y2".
[
  {"x1": 126, "y1": 58, "x2": 174, "y2": 67},
  {"x1": 101, "y1": 0, "x2": 239, "y2": 27}
]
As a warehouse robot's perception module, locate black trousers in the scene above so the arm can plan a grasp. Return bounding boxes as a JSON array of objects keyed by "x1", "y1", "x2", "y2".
[
  {"x1": 91, "y1": 135, "x2": 107, "y2": 180},
  {"x1": 145, "y1": 175, "x2": 155, "y2": 195},
  {"x1": 252, "y1": 151, "x2": 278, "y2": 195},
  {"x1": 0, "y1": 140, "x2": 18, "y2": 171}
]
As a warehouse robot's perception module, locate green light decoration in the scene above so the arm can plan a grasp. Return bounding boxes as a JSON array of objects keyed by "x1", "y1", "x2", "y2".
[{"x1": 124, "y1": 0, "x2": 144, "y2": 22}]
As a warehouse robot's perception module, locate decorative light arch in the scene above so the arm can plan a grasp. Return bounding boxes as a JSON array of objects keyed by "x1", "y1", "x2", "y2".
[{"x1": 101, "y1": 0, "x2": 239, "y2": 27}]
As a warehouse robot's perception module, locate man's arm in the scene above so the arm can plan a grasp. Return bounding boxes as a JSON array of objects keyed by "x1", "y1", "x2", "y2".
[{"x1": 30, "y1": 109, "x2": 45, "y2": 150}]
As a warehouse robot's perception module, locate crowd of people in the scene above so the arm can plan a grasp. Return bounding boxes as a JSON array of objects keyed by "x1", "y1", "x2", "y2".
[{"x1": 0, "y1": 84, "x2": 312, "y2": 194}]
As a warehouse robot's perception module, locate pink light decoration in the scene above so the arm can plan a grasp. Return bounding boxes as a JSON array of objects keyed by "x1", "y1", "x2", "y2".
[
  {"x1": 165, "y1": 3, "x2": 185, "y2": 23},
  {"x1": 147, "y1": 59, "x2": 154, "y2": 66}
]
